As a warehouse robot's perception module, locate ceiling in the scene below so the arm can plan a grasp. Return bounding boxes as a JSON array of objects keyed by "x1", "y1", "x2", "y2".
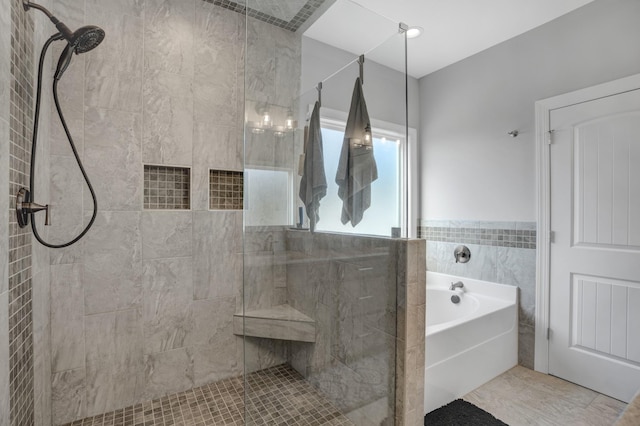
[{"x1": 303, "y1": 0, "x2": 595, "y2": 78}]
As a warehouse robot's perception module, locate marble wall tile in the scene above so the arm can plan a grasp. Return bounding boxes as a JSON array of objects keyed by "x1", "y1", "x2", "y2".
[
  {"x1": 517, "y1": 221, "x2": 538, "y2": 231},
  {"x1": 242, "y1": 336, "x2": 287, "y2": 375},
  {"x1": 85, "y1": 309, "x2": 144, "y2": 416},
  {"x1": 52, "y1": 368, "x2": 86, "y2": 426},
  {"x1": 85, "y1": 12, "x2": 143, "y2": 77},
  {"x1": 273, "y1": 35, "x2": 302, "y2": 108},
  {"x1": 142, "y1": 211, "x2": 193, "y2": 259},
  {"x1": 33, "y1": 254, "x2": 52, "y2": 426},
  {"x1": 142, "y1": 70, "x2": 193, "y2": 166},
  {"x1": 244, "y1": 129, "x2": 278, "y2": 170},
  {"x1": 193, "y1": 211, "x2": 242, "y2": 300},
  {"x1": 437, "y1": 241, "x2": 498, "y2": 282},
  {"x1": 143, "y1": 347, "x2": 194, "y2": 400},
  {"x1": 144, "y1": 0, "x2": 195, "y2": 77},
  {"x1": 142, "y1": 258, "x2": 193, "y2": 354},
  {"x1": 195, "y1": 0, "x2": 240, "y2": 43},
  {"x1": 193, "y1": 33, "x2": 237, "y2": 88},
  {"x1": 187, "y1": 297, "x2": 235, "y2": 347},
  {"x1": 286, "y1": 233, "x2": 408, "y2": 423},
  {"x1": 193, "y1": 82, "x2": 237, "y2": 126},
  {"x1": 497, "y1": 246, "x2": 537, "y2": 325},
  {"x1": 85, "y1": 74, "x2": 142, "y2": 113},
  {"x1": 49, "y1": 155, "x2": 84, "y2": 265},
  {"x1": 0, "y1": 292, "x2": 9, "y2": 426},
  {"x1": 33, "y1": 279, "x2": 51, "y2": 408},
  {"x1": 193, "y1": 122, "x2": 240, "y2": 170},
  {"x1": 191, "y1": 339, "x2": 242, "y2": 387},
  {"x1": 51, "y1": 264, "x2": 85, "y2": 373},
  {"x1": 84, "y1": 211, "x2": 142, "y2": 315},
  {"x1": 191, "y1": 123, "x2": 241, "y2": 211},
  {"x1": 245, "y1": 19, "x2": 276, "y2": 103},
  {"x1": 84, "y1": 107, "x2": 143, "y2": 211},
  {"x1": 85, "y1": 0, "x2": 144, "y2": 18},
  {"x1": 52, "y1": 0, "x2": 85, "y2": 29}
]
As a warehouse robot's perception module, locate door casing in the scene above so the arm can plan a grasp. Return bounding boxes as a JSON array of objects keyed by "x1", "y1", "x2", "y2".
[{"x1": 534, "y1": 73, "x2": 640, "y2": 373}]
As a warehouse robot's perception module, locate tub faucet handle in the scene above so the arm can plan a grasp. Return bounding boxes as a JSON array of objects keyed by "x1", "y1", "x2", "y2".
[{"x1": 453, "y1": 245, "x2": 471, "y2": 263}]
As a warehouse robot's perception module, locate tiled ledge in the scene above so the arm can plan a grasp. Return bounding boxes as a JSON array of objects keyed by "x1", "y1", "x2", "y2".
[{"x1": 233, "y1": 304, "x2": 316, "y2": 343}]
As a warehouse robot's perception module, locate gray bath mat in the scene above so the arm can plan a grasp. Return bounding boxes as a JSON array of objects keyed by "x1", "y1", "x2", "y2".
[{"x1": 424, "y1": 399, "x2": 508, "y2": 425}]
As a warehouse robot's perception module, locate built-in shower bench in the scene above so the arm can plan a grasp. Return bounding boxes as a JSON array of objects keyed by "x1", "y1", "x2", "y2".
[{"x1": 233, "y1": 304, "x2": 316, "y2": 342}]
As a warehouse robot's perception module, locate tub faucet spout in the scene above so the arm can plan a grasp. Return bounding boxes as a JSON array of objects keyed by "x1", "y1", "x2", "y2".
[{"x1": 449, "y1": 281, "x2": 464, "y2": 291}]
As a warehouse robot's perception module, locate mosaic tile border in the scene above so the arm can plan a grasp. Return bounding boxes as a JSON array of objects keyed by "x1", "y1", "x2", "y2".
[
  {"x1": 205, "y1": 0, "x2": 327, "y2": 32},
  {"x1": 9, "y1": 0, "x2": 35, "y2": 424},
  {"x1": 209, "y1": 169, "x2": 243, "y2": 210},
  {"x1": 62, "y1": 364, "x2": 353, "y2": 426},
  {"x1": 418, "y1": 221, "x2": 537, "y2": 249},
  {"x1": 143, "y1": 165, "x2": 190, "y2": 210}
]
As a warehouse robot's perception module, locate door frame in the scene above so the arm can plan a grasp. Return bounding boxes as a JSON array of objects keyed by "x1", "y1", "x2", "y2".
[{"x1": 534, "y1": 73, "x2": 640, "y2": 374}]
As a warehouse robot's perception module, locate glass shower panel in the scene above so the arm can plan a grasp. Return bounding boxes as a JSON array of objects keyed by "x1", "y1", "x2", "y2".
[{"x1": 242, "y1": 1, "x2": 408, "y2": 424}]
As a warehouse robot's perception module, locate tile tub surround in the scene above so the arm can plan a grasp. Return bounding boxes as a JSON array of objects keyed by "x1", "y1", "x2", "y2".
[
  {"x1": 61, "y1": 364, "x2": 354, "y2": 426},
  {"x1": 419, "y1": 220, "x2": 537, "y2": 368}
]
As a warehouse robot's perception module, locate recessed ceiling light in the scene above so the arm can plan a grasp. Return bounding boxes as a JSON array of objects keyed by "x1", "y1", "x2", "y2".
[{"x1": 406, "y1": 26, "x2": 423, "y2": 39}]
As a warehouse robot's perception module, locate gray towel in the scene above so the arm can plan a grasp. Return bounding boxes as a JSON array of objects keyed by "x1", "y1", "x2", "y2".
[
  {"x1": 299, "y1": 101, "x2": 327, "y2": 231},
  {"x1": 336, "y1": 77, "x2": 378, "y2": 227}
]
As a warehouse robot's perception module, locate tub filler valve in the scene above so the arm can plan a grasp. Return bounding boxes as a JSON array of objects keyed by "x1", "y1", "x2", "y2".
[
  {"x1": 453, "y1": 245, "x2": 471, "y2": 263},
  {"x1": 450, "y1": 281, "x2": 464, "y2": 304},
  {"x1": 449, "y1": 281, "x2": 464, "y2": 291}
]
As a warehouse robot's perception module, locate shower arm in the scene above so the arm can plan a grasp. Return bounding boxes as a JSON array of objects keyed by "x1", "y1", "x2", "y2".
[{"x1": 23, "y1": 1, "x2": 74, "y2": 41}]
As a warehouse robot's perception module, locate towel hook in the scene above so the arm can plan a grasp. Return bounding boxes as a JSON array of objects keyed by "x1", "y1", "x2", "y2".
[
  {"x1": 358, "y1": 54, "x2": 365, "y2": 85},
  {"x1": 316, "y1": 82, "x2": 322, "y2": 107}
]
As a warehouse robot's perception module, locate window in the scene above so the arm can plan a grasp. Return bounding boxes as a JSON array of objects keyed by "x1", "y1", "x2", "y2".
[{"x1": 315, "y1": 117, "x2": 405, "y2": 237}]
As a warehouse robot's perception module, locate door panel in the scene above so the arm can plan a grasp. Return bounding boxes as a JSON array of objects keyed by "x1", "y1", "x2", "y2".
[{"x1": 549, "y1": 88, "x2": 640, "y2": 402}]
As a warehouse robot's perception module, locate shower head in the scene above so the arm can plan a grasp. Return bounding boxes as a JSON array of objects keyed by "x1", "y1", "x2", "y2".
[
  {"x1": 23, "y1": 1, "x2": 105, "y2": 54},
  {"x1": 69, "y1": 26, "x2": 105, "y2": 54}
]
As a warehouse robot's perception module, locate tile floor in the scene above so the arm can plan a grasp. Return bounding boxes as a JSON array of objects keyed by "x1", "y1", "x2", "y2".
[
  {"x1": 61, "y1": 364, "x2": 353, "y2": 426},
  {"x1": 464, "y1": 366, "x2": 628, "y2": 425}
]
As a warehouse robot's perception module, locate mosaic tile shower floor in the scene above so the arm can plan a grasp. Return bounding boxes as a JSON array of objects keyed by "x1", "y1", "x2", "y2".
[{"x1": 62, "y1": 364, "x2": 354, "y2": 426}]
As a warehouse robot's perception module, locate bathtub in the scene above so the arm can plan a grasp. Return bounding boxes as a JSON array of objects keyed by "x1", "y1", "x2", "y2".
[{"x1": 424, "y1": 271, "x2": 518, "y2": 414}]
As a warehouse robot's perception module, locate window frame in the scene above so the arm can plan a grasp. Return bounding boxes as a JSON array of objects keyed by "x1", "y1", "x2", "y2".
[{"x1": 313, "y1": 106, "x2": 416, "y2": 238}]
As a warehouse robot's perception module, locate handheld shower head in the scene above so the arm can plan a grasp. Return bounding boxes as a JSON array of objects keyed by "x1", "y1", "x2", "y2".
[
  {"x1": 70, "y1": 25, "x2": 105, "y2": 54},
  {"x1": 23, "y1": 2, "x2": 105, "y2": 54},
  {"x1": 24, "y1": 1, "x2": 105, "y2": 80}
]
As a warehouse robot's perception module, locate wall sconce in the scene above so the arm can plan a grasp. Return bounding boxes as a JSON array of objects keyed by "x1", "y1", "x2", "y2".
[
  {"x1": 261, "y1": 109, "x2": 272, "y2": 128},
  {"x1": 248, "y1": 103, "x2": 296, "y2": 137},
  {"x1": 364, "y1": 124, "x2": 372, "y2": 143},
  {"x1": 285, "y1": 110, "x2": 295, "y2": 131}
]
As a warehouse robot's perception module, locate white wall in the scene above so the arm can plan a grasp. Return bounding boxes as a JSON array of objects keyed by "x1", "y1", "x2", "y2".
[
  {"x1": 302, "y1": 37, "x2": 420, "y2": 130},
  {"x1": 419, "y1": 0, "x2": 640, "y2": 221}
]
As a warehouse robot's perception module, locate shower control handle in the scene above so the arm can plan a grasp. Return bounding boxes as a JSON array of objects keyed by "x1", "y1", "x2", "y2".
[
  {"x1": 16, "y1": 188, "x2": 51, "y2": 227},
  {"x1": 25, "y1": 202, "x2": 51, "y2": 226}
]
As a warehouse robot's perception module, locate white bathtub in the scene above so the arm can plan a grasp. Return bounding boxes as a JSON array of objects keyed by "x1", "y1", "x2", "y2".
[{"x1": 424, "y1": 271, "x2": 518, "y2": 414}]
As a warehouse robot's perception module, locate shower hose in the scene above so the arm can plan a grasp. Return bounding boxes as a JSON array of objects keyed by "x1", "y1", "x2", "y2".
[{"x1": 29, "y1": 33, "x2": 98, "y2": 248}]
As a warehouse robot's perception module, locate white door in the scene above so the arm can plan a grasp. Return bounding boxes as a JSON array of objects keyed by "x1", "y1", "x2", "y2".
[{"x1": 549, "y1": 87, "x2": 640, "y2": 403}]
